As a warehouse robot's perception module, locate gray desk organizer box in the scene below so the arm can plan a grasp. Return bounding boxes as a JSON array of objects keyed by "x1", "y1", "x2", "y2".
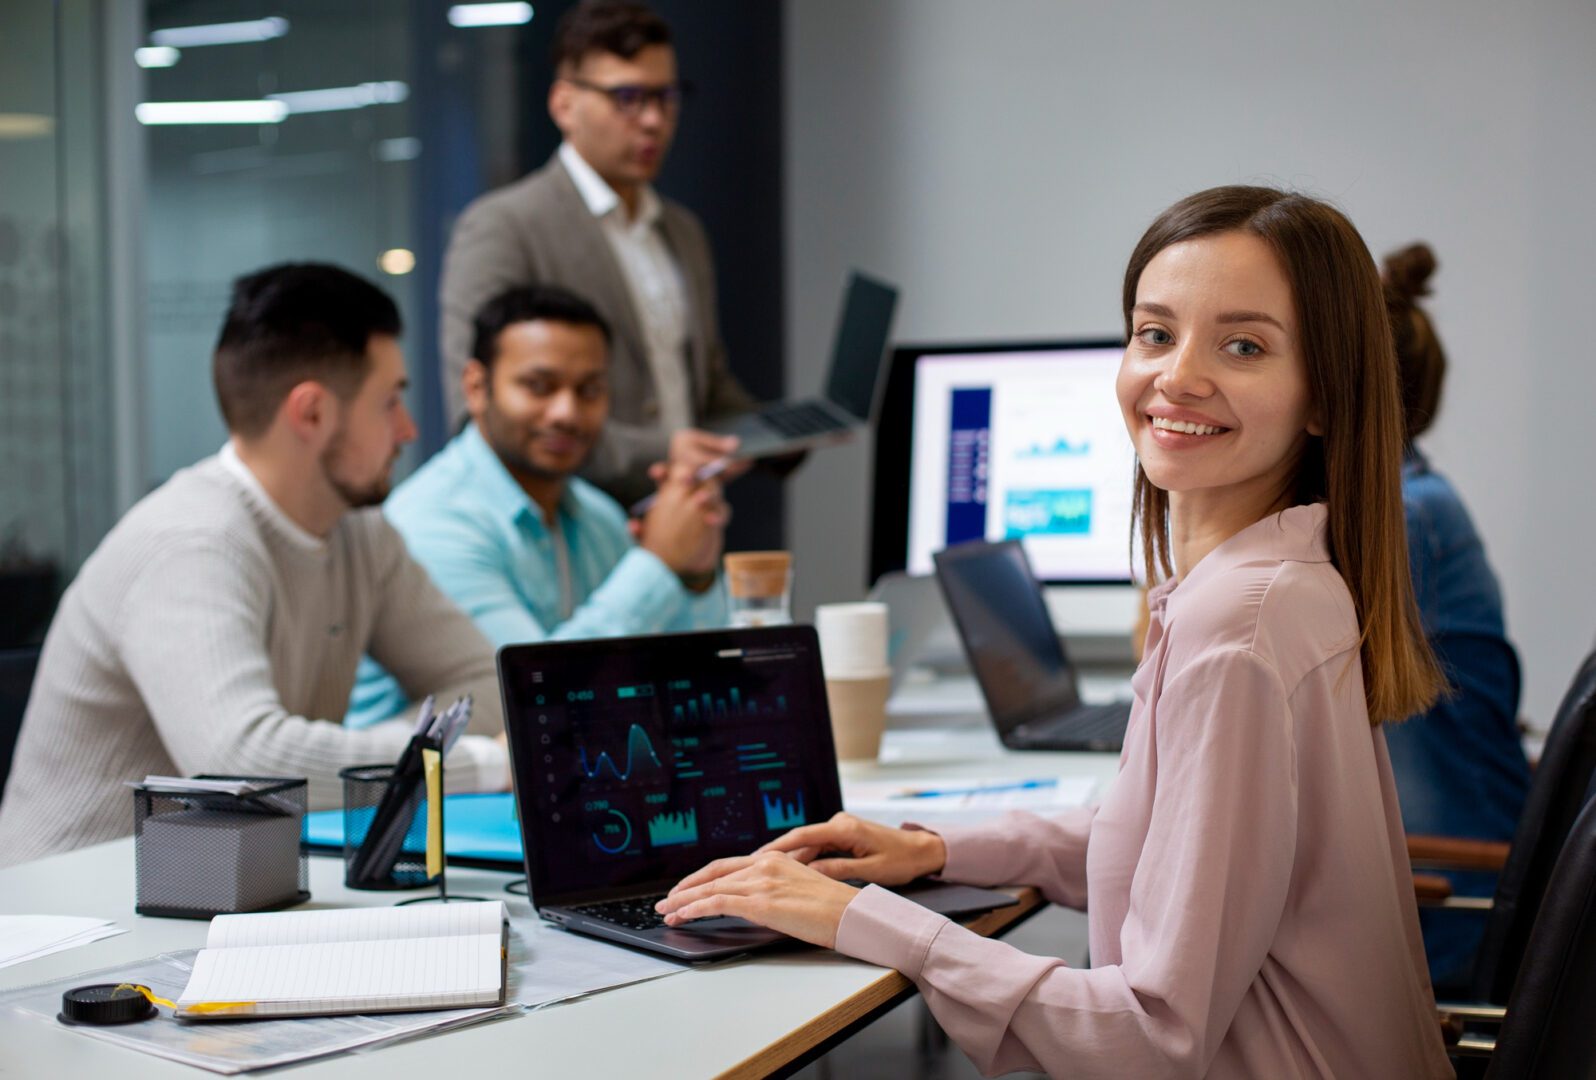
[{"x1": 132, "y1": 776, "x2": 310, "y2": 918}]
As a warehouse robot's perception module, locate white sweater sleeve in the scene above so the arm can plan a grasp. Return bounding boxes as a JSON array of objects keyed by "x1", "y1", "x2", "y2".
[{"x1": 116, "y1": 536, "x2": 501, "y2": 808}]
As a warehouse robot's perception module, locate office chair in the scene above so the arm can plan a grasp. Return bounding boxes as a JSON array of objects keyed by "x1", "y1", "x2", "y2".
[
  {"x1": 0, "y1": 646, "x2": 40, "y2": 803},
  {"x1": 1437, "y1": 794, "x2": 1596, "y2": 1078},
  {"x1": 1409, "y1": 649, "x2": 1596, "y2": 1005}
]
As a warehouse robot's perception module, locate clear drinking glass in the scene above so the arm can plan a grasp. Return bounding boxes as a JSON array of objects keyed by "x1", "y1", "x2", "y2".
[{"x1": 723, "y1": 551, "x2": 793, "y2": 627}]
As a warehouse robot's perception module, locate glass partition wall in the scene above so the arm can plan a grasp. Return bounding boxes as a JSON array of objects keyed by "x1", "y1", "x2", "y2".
[
  {"x1": 0, "y1": 2, "x2": 121, "y2": 646},
  {"x1": 140, "y1": 0, "x2": 426, "y2": 482}
]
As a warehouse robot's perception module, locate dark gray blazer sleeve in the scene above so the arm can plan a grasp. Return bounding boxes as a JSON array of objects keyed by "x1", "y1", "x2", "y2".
[{"x1": 438, "y1": 194, "x2": 534, "y2": 428}]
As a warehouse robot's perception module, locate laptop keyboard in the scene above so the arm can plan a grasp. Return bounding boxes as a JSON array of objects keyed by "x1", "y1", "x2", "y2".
[
  {"x1": 573, "y1": 894, "x2": 672, "y2": 931},
  {"x1": 761, "y1": 401, "x2": 846, "y2": 438},
  {"x1": 1019, "y1": 702, "x2": 1129, "y2": 746},
  {"x1": 1062, "y1": 703, "x2": 1131, "y2": 741}
]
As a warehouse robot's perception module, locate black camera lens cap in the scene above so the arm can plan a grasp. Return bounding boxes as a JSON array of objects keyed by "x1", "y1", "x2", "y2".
[{"x1": 59, "y1": 983, "x2": 159, "y2": 1026}]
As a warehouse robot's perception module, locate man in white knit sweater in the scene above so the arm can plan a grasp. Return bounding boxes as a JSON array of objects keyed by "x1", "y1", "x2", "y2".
[{"x1": 0, "y1": 264, "x2": 509, "y2": 866}]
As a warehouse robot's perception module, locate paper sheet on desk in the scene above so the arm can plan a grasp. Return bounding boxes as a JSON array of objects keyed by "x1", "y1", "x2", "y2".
[
  {"x1": 0, "y1": 915, "x2": 125, "y2": 970},
  {"x1": 1, "y1": 915, "x2": 683, "y2": 1074},
  {"x1": 844, "y1": 776, "x2": 1097, "y2": 828},
  {"x1": 511, "y1": 915, "x2": 683, "y2": 1011}
]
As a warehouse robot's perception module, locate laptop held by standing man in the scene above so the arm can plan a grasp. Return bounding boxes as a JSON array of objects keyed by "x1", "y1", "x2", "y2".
[{"x1": 704, "y1": 271, "x2": 899, "y2": 460}]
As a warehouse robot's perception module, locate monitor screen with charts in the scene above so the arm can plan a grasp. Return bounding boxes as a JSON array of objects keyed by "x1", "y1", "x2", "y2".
[{"x1": 870, "y1": 340, "x2": 1137, "y2": 584}]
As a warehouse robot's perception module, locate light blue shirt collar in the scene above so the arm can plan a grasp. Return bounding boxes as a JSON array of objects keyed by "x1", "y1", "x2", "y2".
[{"x1": 458, "y1": 422, "x2": 579, "y2": 533}]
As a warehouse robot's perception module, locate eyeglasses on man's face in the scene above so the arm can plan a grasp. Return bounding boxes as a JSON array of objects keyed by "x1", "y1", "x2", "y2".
[{"x1": 564, "y1": 77, "x2": 689, "y2": 118}]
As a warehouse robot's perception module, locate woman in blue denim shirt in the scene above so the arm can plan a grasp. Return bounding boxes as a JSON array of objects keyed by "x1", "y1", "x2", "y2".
[{"x1": 1382, "y1": 243, "x2": 1531, "y2": 990}]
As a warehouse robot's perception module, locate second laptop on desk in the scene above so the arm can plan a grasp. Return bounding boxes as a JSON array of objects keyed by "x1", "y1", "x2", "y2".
[
  {"x1": 933, "y1": 539, "x2": 1132, "y2": 752},
  {"x1": 498, "y1": 626, "x2": 1015, "y2": 961}
]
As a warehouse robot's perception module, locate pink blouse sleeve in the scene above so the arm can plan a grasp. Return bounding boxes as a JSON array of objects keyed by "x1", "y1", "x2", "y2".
[
  {"x1": 921, "y1": 805, "x2": 1095, "y2": 909},
  {"x1": 834, "y1": 649, "x2": 1297, "y2": 1077}
]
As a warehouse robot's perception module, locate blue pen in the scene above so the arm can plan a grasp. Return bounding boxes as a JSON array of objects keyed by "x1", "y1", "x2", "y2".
[{"x1": 889, "y1": 778, "x2": 1058, "y2": 800}]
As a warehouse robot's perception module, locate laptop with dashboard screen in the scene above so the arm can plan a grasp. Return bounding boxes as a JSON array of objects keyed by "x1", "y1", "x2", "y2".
[{"x1": 498, "y1": 626, "x2": 1016, "y2": 961}]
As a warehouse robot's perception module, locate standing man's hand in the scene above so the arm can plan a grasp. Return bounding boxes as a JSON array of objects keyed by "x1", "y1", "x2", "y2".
[{"x1": 668, "y1": 429, "x2": 752, "y2": 481}]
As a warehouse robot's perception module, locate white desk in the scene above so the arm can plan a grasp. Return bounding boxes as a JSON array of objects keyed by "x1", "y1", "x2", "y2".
[
  {"x1": 888, "y1": 669, "x2": 1134, "y2": 725},
  {"x1": 0, "y1": 721, "x2": 1119, "y2": 1079}
]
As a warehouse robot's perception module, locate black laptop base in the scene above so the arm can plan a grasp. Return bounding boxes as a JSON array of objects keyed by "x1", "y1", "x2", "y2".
[
  {"x1": 545, "y1": 878, "x2": 1022, "y2": 962},
  {"x1": 1003, "y1": 701, "x2": 1131, "y2": 753},
  {"x1": 544, "y1": 902, "x2": 783, "y2": 962}
]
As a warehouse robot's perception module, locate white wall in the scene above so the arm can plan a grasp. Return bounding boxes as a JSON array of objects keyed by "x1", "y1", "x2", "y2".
[{"x1": 784, "y1": 0, "x2": 1596, "y2": 726}]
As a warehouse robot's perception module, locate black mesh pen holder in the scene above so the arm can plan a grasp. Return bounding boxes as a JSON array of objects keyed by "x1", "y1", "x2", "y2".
[
  {"x1": 133, "y1": 776, "x2": 310, "y2": 919},
  {"x1": 340, "y1": 764, "x2": 436, "y2": 891}
]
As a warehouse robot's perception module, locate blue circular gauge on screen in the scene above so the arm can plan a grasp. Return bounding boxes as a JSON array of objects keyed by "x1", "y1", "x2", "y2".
[{"x1": 591, "y1": 808, "x2": 632, "y2": 854}]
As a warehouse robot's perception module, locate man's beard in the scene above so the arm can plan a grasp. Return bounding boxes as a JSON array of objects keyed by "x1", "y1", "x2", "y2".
[
  {"x1": 479, "y1": 399, "x2": 589, "y2": 485},
  {"x1": 320, "y1": 426, "x2": 394, "y2": 509}
]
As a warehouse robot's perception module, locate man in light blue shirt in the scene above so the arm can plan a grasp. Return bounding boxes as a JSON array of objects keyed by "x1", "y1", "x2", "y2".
[{"x1": 350, "y1": 284, "x2": 728, "y2": 726}]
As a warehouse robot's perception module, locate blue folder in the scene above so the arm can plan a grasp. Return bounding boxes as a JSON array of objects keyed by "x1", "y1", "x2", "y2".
[{"x1": 301, "y1": 792, "x2": 524, "y2": 868}]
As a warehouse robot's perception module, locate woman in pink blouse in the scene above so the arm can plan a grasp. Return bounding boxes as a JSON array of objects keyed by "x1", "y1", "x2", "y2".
[{"x1": 660, "y1": 187, "x2": 1454, "y2": 1078}]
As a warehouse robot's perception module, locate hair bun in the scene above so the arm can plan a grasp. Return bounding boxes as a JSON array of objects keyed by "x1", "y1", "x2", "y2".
[{"x1": 1382, "y1": 243, "x2": 1437, "y2": 301}]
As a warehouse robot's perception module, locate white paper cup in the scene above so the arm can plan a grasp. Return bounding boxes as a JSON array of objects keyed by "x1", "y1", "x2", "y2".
[{"x1": 815, "y1": 601, "x2": 889, "y2": 678}]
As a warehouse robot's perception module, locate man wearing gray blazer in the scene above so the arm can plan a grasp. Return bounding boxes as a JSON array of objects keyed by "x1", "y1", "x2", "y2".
[{"x1": 438, "y1": 0, "x2": 755, "y2": 507}]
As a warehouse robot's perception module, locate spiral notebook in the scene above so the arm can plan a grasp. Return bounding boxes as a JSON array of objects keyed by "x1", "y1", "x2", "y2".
[{"x1": 175, "y1": 901, "x2": 508, "y2": 1019}]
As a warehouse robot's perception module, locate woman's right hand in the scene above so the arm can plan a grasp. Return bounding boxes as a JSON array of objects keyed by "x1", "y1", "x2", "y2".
[{"x1": 757, "y1": 812, "x2": 948, "y2": 886}]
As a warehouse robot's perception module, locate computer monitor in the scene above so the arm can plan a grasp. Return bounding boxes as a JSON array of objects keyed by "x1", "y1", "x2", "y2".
[{"x1": 870, "y1": 340, "x2": 1136, "y2": 585}]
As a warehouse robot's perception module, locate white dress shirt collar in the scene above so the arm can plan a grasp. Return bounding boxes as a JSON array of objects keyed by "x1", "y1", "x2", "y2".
[
  {"x1": 218, "y1": 440, "x2": 328, "y2": 552},
  {"x1": 558, "y1": 140, "x2": 661, "y2": 228},
  {"x1": 555, "y1": 141, "x2": 691, "y2": 436}
]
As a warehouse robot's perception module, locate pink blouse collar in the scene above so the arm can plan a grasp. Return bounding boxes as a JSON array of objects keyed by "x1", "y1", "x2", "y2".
[{"x1": 1146, "y1": 502, "x2": 1332, "y2": 618}]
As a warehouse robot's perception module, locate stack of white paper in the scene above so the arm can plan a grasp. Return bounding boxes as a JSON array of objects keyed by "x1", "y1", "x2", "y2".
[
  {"x1": 130, "y1": 776, "x2": 274, "y2": 796},
  {"x1": 0, "y1": 915, "x2": 125, "y2": 970},
  {"x1": 844, "y1": 775, "x2": 1097, "y2": 828}
]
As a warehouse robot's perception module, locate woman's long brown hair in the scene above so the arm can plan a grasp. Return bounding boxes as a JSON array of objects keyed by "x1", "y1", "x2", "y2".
[{"x1": 1121, "y1": 186, "x2": 1442, "y2": 724}]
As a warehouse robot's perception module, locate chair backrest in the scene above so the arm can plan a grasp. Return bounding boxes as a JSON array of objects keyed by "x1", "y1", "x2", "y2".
[
  {"x1": 0, "y1": 647, "x2": 41, "y2": 803},
  {"x1": 1474, "y1": 649, "x2": 1596, "y2": 1003},
  {"x1": 1484, "y1": 795, "x2": 1596, "y2": 1079}
]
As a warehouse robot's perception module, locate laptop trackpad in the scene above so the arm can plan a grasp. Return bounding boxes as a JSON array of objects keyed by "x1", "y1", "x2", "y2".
[
  {"x1": 889, "y1": 879, "x2": 1019, "y2": 918},
  {"x1": 658, "y1": 916, "x2": 781, "y2": 947}
]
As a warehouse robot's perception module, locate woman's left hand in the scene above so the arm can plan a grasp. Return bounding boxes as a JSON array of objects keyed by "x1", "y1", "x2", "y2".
[{"x1": 656, "y1": 851, "x2": 860, "y2": 948}]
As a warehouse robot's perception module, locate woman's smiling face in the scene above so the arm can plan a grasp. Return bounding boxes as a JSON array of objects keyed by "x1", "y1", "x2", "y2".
[{"x1": 1117, "y1": 229, "x2": 1321, "y2": 515}]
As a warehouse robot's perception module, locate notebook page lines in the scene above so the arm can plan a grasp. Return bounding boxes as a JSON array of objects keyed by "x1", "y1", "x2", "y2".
[
  {"x1": 179, "y1": 934, "x2": 503, "y2": 1014},
  {"x1": 205, "y1": 901, "x2": 504, "y2": 950}
]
